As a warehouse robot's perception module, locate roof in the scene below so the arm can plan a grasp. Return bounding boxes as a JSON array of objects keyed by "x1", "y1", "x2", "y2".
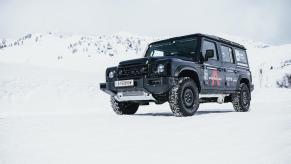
[{"x1": 150, "y1": 33, "x2": 246, "y2": 50}]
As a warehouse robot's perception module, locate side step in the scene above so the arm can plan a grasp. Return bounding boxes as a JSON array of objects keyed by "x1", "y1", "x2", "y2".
[{"x1": 199, "y1": 94, "x2": 230, "y2": 104}]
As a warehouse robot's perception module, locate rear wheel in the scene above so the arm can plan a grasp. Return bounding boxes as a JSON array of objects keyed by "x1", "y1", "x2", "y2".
[
  {"x1": 232, "y1": 83, "x2": 251, "y2": 112},
  {"x1": 111, "y1": 97, "x2": 139, "y2": 115},
  {"x1": 169, "y1": 77, "x2": 199, "y2": 117}
]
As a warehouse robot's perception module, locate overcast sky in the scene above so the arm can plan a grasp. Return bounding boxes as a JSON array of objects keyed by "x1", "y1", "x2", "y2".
[{"x1": 0, "y1": 0, "x2": 290, "y2": 45}]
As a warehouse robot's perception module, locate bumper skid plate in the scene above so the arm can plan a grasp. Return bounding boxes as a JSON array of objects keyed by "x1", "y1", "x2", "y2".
[{"x1": 114, "y1": 91, "x2": 156, "y2": 102}]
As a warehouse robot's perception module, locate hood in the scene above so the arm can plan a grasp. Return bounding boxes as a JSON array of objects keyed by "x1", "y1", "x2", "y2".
[
  {"x1": 119, "y1": 57, "x2": 149, "y2": 66},
  {"x1": 119, "y1": 56, "x2": 180, "y2": 66}
]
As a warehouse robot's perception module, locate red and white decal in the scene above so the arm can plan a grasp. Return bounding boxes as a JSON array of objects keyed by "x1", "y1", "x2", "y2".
[{"x1": 209, "y1": 70, "x2": 221, "y2": 86}]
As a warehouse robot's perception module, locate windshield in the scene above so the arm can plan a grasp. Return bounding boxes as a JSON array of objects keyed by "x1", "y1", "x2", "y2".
[{"x1": 145, "y1": 38, "x2": 198, "y2": 59}]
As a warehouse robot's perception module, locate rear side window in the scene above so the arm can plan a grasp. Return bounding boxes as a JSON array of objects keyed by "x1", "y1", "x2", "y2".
[
  {"x1": 202, "y1": 40, "x2": 218, "y2": 60},
  {"x1": 221, "y1": 45, "x2": 234, "y2": 63},
  {"x1": 234, "y1": 49, "x2": 248, "y2": 64}
]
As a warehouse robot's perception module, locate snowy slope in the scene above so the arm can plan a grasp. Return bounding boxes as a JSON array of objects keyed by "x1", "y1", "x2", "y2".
[
  {"x1": 1, "y1": 32, "x2": 290, "y2": 88},
  {"x1": 0, "y1": 32, "x2": 153, "y2": 73},
  {"x1": 248, "y1": 44, "x2": 291, "y2": 87}
]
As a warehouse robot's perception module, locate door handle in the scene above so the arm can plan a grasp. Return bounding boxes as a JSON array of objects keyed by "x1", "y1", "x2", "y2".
[
  {"x1": 218, "y1": 68, "x2": 226, "y2": 72},
  {"x1": 234, "y1": 70, "x2": 239, "y2": 73}
]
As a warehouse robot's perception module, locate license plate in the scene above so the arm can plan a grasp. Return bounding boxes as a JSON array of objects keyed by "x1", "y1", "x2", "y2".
[{"x1": 115, "y1": 80, "x2": 134, "y2": 87}]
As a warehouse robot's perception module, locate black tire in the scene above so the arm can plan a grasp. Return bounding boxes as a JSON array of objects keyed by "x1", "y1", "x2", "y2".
[
  {"x1": 232, "y1": 83, "x2": 251, "y2": 112},
  {"x1": 169, "y1": 77, "x2": 199, "y2": 117},
  {"x1": 111, "y1": 97, "x2": 139, "y2": 115}
]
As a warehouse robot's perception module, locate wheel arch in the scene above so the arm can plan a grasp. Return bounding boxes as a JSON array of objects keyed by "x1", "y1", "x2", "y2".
[
  {"x1": 175, "y1": 67, "x2": 201, "y2": 92},
  {"x1": 237, "y1": 75, "x2": 251, "y2": 90}
]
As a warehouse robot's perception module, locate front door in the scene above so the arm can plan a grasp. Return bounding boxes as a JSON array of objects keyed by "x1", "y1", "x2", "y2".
[{"x1": 201, "y1": 40, "x2": 225, "y2": 93}]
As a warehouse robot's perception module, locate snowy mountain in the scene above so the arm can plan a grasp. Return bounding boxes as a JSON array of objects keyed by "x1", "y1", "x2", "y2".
[
  {"x1": 0, "y1": 32, "x2": 154, "y2": 73},
  {"x1": 0, "y1": 32, "x2": 290, "y2": 88}
]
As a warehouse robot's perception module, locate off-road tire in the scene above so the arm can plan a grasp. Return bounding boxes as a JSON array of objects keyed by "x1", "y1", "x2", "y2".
[
  {"x1": 232, "y1": 83, "x2": 251, "y2": 112},
  {"x1": 169, "y1": 77, "x2": 199, "y2": 117},
  {"x1": 111, "y1": 97, "x2": 139, "y2": 115}
]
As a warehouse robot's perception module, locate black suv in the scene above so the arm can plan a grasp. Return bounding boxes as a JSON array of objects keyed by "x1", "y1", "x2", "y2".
[{"x1": 100, "y1": 34, "x2": 254, "y2": 117}]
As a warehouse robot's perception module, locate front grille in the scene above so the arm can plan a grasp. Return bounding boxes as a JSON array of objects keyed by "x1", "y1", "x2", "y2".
[{"x1": 117, "y1": 64, "x2": 148, "y2": 79}]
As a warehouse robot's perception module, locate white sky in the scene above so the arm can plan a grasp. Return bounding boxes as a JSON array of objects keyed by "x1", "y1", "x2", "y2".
[{"x1": 0, "y1": 0, "x2": 290, "y2": 44}]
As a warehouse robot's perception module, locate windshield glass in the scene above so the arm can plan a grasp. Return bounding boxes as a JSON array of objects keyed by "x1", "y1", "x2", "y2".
[{"x1": 145, "y1": 38, "x2": 198, "y2": 59}]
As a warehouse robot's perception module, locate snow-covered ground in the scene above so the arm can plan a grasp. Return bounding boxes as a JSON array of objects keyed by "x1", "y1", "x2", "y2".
[
  {"x1": 1, "y1": 33, "x2": 291, "y2": 163},
  {"x1": 1, "y1": 63, "x2": 291, "y2": 164}
]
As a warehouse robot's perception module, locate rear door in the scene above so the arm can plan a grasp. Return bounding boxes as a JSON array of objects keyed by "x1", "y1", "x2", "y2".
[
  {"x1": 201, "y1": 39, "x2": 225, "y2": 93},
  {"x1": 219, "y1": 44, "x2": 238, "y2": 91}
]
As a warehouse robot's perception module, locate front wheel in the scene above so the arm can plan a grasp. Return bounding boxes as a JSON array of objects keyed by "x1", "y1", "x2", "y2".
[
  {"x1": 111, "y1": 97, "x2": 139, "y2": 115},
  {"x1": 232, "y1": 83, "x2": 251, "y2": 112},
  {"x1": 169, "y1": 77, "x2": 199, "y2": 117}
]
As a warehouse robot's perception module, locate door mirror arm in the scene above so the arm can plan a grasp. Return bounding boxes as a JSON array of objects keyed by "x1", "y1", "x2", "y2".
[{"x1": 198, "y1": 52, "x2": 204, "y2": 64}]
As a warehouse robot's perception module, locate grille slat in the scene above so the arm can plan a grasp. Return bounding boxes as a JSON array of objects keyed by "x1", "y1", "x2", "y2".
[{"x1": 117, "y1": 64, "x2": 148, "y2": 79}]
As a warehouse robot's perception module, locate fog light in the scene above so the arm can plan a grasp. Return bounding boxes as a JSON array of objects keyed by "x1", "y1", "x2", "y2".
[
  {"x1": 157, "y1": 64, "x2": 165, "y2": 73},
  {"x1": 109, "y1": 71, "x2": 115, "y2": 78}
]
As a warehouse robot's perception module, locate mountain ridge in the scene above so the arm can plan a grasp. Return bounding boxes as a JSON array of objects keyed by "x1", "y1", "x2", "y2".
[{"x1": 0, "y1": 32, "x2": 290, "y2": 88}]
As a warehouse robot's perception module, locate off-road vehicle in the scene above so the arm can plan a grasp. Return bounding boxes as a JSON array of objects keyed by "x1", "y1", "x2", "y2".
[{"x1": 100, "y1": 34, "x2": 254, "y2": 117}]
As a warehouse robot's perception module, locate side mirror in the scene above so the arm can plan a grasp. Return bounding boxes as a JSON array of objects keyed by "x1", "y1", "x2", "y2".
[{"x1": 205, "y1": 49, "x2": 214, "y2": 61}]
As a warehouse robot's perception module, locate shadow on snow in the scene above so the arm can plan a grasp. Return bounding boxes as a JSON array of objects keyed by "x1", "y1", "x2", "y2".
[{"x1": 135, "y1": 110, "x2": 234, "y2": 117}]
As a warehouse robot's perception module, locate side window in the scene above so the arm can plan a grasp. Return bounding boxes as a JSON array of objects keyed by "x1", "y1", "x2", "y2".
[
  {"x1": 221, "y1": 45, "x2": 234, "y2": 63},
  {"x1": 234, "y1": 49, "x2": 248, "y2": 64},
  {"x1": 202, "y1": 40, "x2": 218, "y2": 60}
]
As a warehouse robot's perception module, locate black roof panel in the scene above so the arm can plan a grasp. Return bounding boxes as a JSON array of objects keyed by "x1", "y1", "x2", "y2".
[{"x1": 150, "y1": 33, "x2": 246, "y2": 50}]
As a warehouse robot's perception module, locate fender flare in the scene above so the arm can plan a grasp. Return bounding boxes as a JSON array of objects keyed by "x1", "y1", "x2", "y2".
[
  {"x1": 174, "y1": 66, "x2": 201, "y2": 91},
  {"x1": 174, "y1": 66, "x2": 198, "y2": 77},
  {"x1": 236, "y1": 75, "x2": 250, "y2": 90}
]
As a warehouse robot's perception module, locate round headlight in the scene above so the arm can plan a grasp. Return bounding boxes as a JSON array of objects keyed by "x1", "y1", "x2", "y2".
[
  {"x1": 157, "y1": 64, "x2": 165, "y2": 73},
  {"x1": 108, "y1": 71, "x2": 115, "y2": 78}
]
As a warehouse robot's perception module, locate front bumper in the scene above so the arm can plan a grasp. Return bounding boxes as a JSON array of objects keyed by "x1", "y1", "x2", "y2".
[{"x1": 100, "y1": 77, "x2": 177, "y2": 101}]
